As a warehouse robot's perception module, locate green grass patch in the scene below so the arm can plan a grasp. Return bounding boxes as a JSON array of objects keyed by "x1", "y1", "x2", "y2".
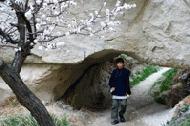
[
  {"x1": 180, "y1": 118, "x2": 190, "y2": 126},
  {"x1": 159, "y1": 68, "x2": 177, "y2": 92},
  {"x1": 0, "y1": 115, "x2": 69, "y2": 126},
  {"x1": 150, "y1": 68, "x2": 178, "y2": 104},
  {"x1": 164, "y1": 116, "x2": 190, "y2": 126},
  {"x1": 130, "y1": 65, "x2": 160, "y2": 85}
]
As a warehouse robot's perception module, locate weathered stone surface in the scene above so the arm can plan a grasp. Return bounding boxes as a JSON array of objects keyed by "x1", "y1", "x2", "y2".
[
  {"x1": 0, "y1": 54, "x2": 143, "y2": 106},
  {"x1": 1, "y1": 0, "x2": 190, "y2": 67},
  {"x1": 166, "y1": 95, "x2": 190, "y2": 126}
]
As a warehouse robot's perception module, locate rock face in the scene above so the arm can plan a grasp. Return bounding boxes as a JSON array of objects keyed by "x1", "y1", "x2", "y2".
[
  {"x1": 1, "y1": 0, "x2": 190, "y2": 107},
  {"x1": 150, "y1": 68, "x2": 190, "y2": 107},
  {"x1": 0, "y1": 54, "x2": 143, "y2": 108},
  {"x1": 166, "y1": 95, "x2": 190, "y2": 126},
  {"x1": 1, "y1": 0, "x2": 190, "y2": 67},
  {"x1": 168, "y1": 68, "x2": 190, "y2": 107}
]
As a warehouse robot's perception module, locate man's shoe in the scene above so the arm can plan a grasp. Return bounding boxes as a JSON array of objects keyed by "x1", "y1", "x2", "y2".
[
  {"x1": 120, "y1": 116, "x2": 126, "y2": 122},
  {"x1": 111, "y1": 120, "x2": 119, "y2": 125}
]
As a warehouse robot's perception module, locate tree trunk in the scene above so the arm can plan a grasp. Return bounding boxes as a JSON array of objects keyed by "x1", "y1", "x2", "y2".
[{"x1": 0, "y1": 60, "x2": 55, "y2": 126}]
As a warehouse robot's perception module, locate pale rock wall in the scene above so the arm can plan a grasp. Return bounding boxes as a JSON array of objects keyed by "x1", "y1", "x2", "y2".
[{"x1": 1, "y1": 0, "x2": 189, "y2": 67}]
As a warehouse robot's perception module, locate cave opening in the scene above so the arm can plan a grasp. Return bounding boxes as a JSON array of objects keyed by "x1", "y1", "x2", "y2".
[
  {"x1": 53, "y1": 50, "x2": 130, "y2": 110},
  {"x1": 52, "y1": 50, "x2": 178, "y2": 111},
  {"x1": 36, "y1": 49, "x2": 188, "y2": 114}
]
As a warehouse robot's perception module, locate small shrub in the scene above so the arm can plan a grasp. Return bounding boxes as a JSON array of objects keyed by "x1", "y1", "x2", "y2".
[{"x1": 0, "y1": 115, "x2": 69, "y2": 126}]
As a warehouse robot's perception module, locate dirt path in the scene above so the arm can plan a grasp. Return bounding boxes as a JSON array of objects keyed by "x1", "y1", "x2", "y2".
[{"x1": 89, "y1": 67, "x2": 173, "y2": 126}]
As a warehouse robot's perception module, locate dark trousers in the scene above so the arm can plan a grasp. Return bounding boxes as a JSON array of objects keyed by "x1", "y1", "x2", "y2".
[{"x1": 111, "y1": 99, "x2": 127, "y2": 121}]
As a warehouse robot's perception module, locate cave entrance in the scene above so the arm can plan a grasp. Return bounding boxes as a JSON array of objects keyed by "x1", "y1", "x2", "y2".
[
  {"x1": 53, "y1": 50, "x2": 172, "y2": 111},
  {"x1": 54, "y1": 50, "x2": 130, "y2": 110}
]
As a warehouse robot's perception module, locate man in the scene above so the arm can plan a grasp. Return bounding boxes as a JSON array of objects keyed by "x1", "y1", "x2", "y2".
[{"x1": 109, "y1": 58, "x2": 131, "y2": 125}]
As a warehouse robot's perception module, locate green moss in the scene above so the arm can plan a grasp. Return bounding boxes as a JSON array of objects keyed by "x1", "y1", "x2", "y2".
[
  {"x1": 159, "y1": 68, "x2": 177, "y2": 92},
  {"x1": 0, "y1": 115, "x2": 69, "y2": 126},
  {"x1": 130, "y1": 65, "x2": 160, "y2": 85}
]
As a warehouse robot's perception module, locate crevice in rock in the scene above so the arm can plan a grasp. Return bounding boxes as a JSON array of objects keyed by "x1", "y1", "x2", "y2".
[{"x1": 60, "y1": 62, "x2": 113, "y2": 110}]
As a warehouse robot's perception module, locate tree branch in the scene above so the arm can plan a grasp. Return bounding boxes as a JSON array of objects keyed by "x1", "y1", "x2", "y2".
[
  {"x1": 0, "y1": 28, "x2": 18, "y2": 44},
  {"x1": 11, "y1": 12, "x2": 28, "y2": 73},
  {"x1": 0, "y1": 58, "x2": 4, "y2": 69},
  {"x1": 11, "y1": 11, "x2": 35, "y2": 73}
]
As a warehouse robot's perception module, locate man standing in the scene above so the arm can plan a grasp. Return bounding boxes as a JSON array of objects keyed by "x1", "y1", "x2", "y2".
[{"x1": 109, "y1": 58, "x2": 131, "y2": 125}]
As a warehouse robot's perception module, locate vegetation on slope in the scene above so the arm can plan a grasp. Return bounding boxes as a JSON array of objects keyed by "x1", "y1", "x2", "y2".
[
  {"x1": 164, "y1": 104, "x2": 190, "y2": 126},
  {"x1": 0, "y1": 115, "x2": 69, "y2": 126},
  {"x1": 130, "y1": 65, "x2": 160, "y2": 86},
  {"x1": 150, "y1": 68, "x2": 178, "y2": 104},
  {"x1": 159, "y1": 68, "x2": 178, "y2": 92}
]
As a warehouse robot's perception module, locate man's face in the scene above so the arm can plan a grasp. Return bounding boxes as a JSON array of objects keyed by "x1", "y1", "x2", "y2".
[{"x1": 116, "y1": 62, "x2": 124, "y2": 69}]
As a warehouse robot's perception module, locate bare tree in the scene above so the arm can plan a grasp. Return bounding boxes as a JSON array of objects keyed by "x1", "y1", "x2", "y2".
[{"x1": 0, "y1": 0, "x2": 136, "y2": 125}]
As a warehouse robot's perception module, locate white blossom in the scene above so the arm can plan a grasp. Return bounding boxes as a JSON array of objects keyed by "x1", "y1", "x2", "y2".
[
  {"x1": 25, "y1": 10, "x2": 33, "y2": 20},
  {"x1": 100, "y1": 21, "x2": 106, "y2": 27},
  {"x1": 90, "y1": 33, "x2": 94, "y2": 36},
  {"x1": 34, "y1": 39, "x2": 38, "y2": 43},
  {"x1": 15, "y1": 0, "x2": 25, "y2": 5},
  {"x1": 104, "y1": 2, "x2": 107, "y2": 6},
  {"x1": 38, "y1": 46, "x2": 43, "y2": 50},
  {"x1": 36, "y1": 23, "x2": 41, "y2": 30},
  {"x1": 132, "y1": 3, "x2": 137, "y2": 8},
  {"x1": 0, "y1": 0, "x2": 136, "y2": 50},
  {"x1": 89, "y1": 13, "x2": 94, "y2": 22},
  {"x1": 115, "y1": 0, "x2": 121, "y2": 7},
  {"x1": 47, "y1": 43, "x2": 52, "y2": 49},
  {"x1": 94, "y1": 11, "x2": 98, "y2": 15},
  {"x1": 56, "y1": 42, "x2": 65, "y2": 46},
  {"x1": 87, "y1": 27, "x2": 92, "y2": 31},
  {"x1": 69, "y1": 1, "x2": 77, "y2": 6},
  {"x1": 53, "y1": 0, "x2": 58, "y2": 4},
  {"x1": 14, "y1": 47, "x2": 22, "y2": 52},
  {"x1": 36, "y1": 0, "x2": 41, "y2": 5},
  {"x1": 41, "y1": 14, "x2": 46, "y2": 19},
  {"x1": 43, "y1": 29, "x2": 50, "y2": 35},
  {"x1": 106, "y1": 9, "x2": 110, "y2": 22}
]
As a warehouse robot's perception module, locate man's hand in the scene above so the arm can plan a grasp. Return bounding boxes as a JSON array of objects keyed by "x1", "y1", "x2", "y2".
[
  {"x1": 110, "y1": 87, "x2": 115, "y2": 93},
  {"x1": 126, "y1": 94, "x2": 130, "y2": 98},
  {"x1": 126, "y1": 92, "x2": 131, "y2": 98}
]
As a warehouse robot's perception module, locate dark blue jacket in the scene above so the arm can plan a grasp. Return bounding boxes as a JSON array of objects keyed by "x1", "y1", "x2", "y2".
[{"x1": 109, "y1": 68, "x2": 131, "y2": 96}]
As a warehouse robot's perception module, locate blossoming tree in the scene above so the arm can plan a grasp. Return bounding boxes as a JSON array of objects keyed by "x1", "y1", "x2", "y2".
[{"x1": 0, "y1": 0, "x2": 136, "y2": 125}]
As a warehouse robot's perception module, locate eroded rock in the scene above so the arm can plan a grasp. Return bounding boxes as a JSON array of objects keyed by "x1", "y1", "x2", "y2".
[{"x1": 1, "y1": 0, "x2": 190, "y2": 67}]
